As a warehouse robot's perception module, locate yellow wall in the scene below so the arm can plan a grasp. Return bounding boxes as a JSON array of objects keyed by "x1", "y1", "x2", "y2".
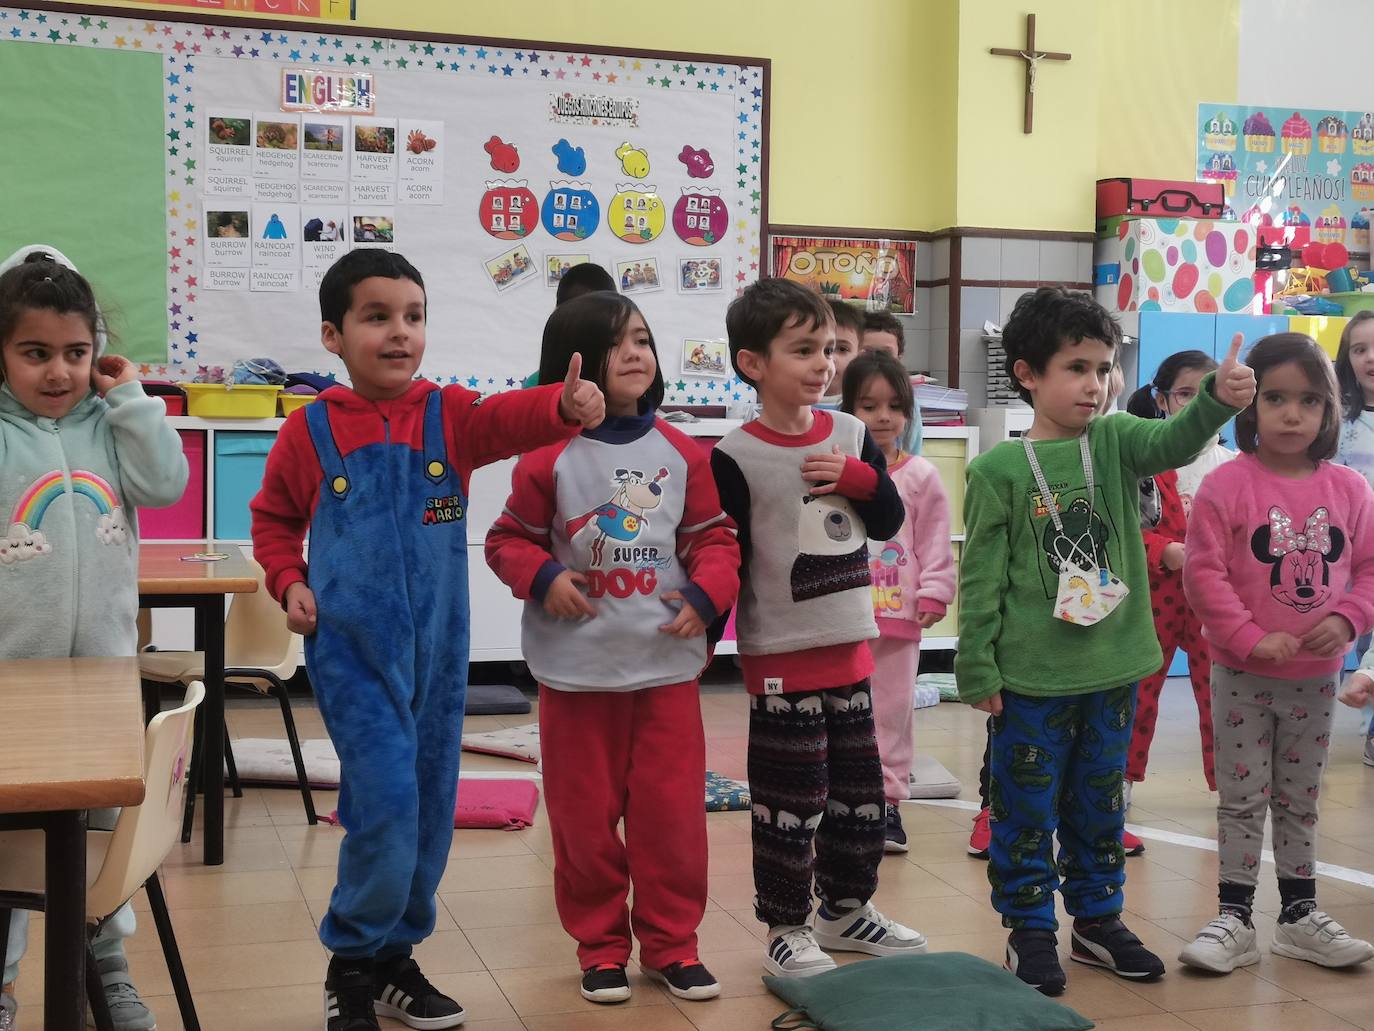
[
  {"x1": 75, "y1": 0, "x2": 952, "y2": 231},
  {"x1": 953, "y1": 2, "x2": 1100, "y2": 230},
  {"x1": 1095, "y1": 0, "x2": 1240, "y2": 182},
  {"x1": 68, "y1": 0, "x2": 1244, "y2": 233}
]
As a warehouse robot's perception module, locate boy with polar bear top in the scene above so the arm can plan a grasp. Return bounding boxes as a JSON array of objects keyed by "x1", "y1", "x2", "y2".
[{"x1": 711, "y1": 278, "x2": 927, "y2": 978}]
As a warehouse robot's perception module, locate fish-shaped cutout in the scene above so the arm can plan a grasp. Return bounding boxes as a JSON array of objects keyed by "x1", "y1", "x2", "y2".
[
  {"x1": 615, "y1": 141, "x2": 650, "y2": 178},
  {"x1": 551, "y1": 138, "x2": 587, "y2": 176},
  {"x1": 678, "y1": 145, "x2": 714, "y2": 178},
  {"x1": 484, "y1": 135, "x2": 520, "y2": 173}
]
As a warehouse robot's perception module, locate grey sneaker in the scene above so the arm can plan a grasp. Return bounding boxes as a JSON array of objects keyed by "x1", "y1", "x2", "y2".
[
  {"x1": 92, "y1": 957, "x2": 157, "y2": 1031},
  {"x1": 0, "y1": 989, "x2": 16, "y2": 1031},
  {"x1": 1363, "y1": 734, "x2": 1374, "y2": 768}
]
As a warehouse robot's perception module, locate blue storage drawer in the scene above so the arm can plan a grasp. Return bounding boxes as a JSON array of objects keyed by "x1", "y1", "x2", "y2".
[{"x1": 213, "y1": 431, "x2": 277, "y2": 541}]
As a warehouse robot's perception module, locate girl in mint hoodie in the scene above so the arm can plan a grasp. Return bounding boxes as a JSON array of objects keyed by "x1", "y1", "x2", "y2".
[{"x1": 0, "y1": 246, "x2": 188, "y2": 1031}]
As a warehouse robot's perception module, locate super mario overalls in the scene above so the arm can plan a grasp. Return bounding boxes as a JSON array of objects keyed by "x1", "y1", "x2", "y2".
[{"x1": 303, "y1": 392, "x2": 469, "y2": 959}]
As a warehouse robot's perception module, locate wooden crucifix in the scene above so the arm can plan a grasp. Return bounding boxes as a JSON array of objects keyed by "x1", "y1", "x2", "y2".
[{"x1": 990, "y1": 13, "x2": 1071, "y2": 134}]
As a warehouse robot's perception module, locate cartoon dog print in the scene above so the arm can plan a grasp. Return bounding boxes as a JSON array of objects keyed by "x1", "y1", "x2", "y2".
[
  {"x1": 566, "y1": 467, "x2": 669, "y2": 566},
  {"x1": 1251, "y1": 505, "x2": 1344, "y2": 613}
]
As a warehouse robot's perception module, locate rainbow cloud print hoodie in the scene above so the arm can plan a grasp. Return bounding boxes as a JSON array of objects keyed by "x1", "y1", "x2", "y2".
[{"x1": 0, "y1": 381, "x2": 187, "y2": 659}]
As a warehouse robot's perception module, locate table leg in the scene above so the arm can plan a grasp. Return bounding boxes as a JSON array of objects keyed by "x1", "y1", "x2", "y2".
[
  {"x1": 45, "y1": 810, "x2": 87, "y2": 1031},
  {"x1": 201, "y1": 597, "x2": 225, "y2": 866}
]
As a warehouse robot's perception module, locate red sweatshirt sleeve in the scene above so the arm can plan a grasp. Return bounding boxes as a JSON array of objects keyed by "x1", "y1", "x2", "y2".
[
  {"x1": 249, "y1": 410, "x2": 322, "y2": 605},
  {"x1": 444, "y1": 383, "x2": 578, "y2": 478},
  {"x1": 485, "y1": 444, "x2": 565, "y2": 601},
  {"x1": 663, "y1": 427, "x2": 740, "y2": 621},
  {"x1": 1184, "y1": 474, "x2": 1267, "y2": 662}
]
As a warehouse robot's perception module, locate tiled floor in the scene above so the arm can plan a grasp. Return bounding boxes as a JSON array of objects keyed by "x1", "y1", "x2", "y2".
[{"x1": 15, "y1": 673, "x2": 1374, "y2": 1029}]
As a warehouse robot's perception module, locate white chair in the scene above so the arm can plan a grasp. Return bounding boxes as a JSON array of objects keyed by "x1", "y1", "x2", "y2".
[
  {"x1": 0, "y1": 682, "x2": 205, "y2": 1031},
  {"x1": 139, "y1": 559, "x2": 317, "y2": 826}
]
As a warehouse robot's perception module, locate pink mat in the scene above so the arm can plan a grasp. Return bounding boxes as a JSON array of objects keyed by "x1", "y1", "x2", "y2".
[{"x1": 324, "y1": 778, "x2": 540, "y2": 831}]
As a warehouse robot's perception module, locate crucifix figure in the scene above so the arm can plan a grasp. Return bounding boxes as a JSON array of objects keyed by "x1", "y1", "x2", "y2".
[{"x1": 990, "y1": 13, "x2": 1071, "y2": 134}]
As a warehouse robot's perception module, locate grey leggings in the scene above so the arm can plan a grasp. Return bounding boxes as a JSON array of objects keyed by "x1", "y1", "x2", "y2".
[{"x1": 1211, "y1": 665, "x2": 1336, "y2": 886}]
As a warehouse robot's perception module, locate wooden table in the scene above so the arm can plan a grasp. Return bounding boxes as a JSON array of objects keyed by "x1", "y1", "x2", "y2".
[
  {"x1": 138, "y1": 543, "x2": 258, "y2": 866},
  {"x1": 0, "y1": 657, "x2": 146, "y2": 1031}
]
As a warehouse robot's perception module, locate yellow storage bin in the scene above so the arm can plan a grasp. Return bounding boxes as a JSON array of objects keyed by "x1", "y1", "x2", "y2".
[
  {"x1": 181, "y1": 383, "x2": 282, "y2": 418},
  {"x1": 1286, "y1": 314, "x2": 1348, "y2": 358},
  {"x1": 279, "y1": 393, "x2": 318, "y2": 417},
  {"x1": 922, "y1": 438, "x2": 968, "y2": 536}
]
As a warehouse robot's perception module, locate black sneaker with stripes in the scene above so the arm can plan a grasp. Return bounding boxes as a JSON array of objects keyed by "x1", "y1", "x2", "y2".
[
  {"x1": 324, "y1": 956, "x2": 380, "y2": 1031},
  {"x1": 373, "y1": 955, "x2": 466, "y2": 1029}
]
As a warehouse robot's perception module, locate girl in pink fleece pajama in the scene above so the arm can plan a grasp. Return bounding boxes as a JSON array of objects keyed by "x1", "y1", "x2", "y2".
[{"x1": 842, "y1": 351, "x2": 955, "y2": 853}]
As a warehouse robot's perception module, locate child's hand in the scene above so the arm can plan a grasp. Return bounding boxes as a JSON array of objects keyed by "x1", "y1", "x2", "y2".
[
  {"x1": 971, "y1": 691, "x2": 1003, "y2": 715},
  {"x1": 1302, "y1": 614, "x2": 1355, "y2": 658},
  {"x1": 658, "y1": 590, "x2": 706, "y2": 638},
  {"x1": 544, "y1": 569, "x2": 595, "y2": 620},
  {"x1": 1161, "y1": 542, "x2": 1186, "y2": 571},
  {"x1": 1214, "y1": 333, "x2": 1257, "y2": 409},
  {"x1": 91, "y1": 355, "x2": 138, "y2": 395},
  {"x1": 1251, "y1": 631, "x2": 1301, "y2": 663},
  {"x1": 801, "y1": 444, "x2": 847, "y2": 496},
  {"x1": 917, "y1": 611, "x2": 942, "y2": 629},
  {"x1": 284, "y1": 582, "x2": 317, "y2": 636},
  {"x1": 1340, "y1": 671, "x2": 1374, "y2": 709},
  {"x1": 559, "y1": 352, "x2": 605, "y2": 429}
]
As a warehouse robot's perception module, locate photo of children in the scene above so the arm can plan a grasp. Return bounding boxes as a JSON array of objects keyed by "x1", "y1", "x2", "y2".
[
  {"x1": 304, "y1": 122, "x2": 344, "y2": 153},
  {"x1": 614, "y1": 257, "x2": 662, "y2": 294},
  {"x1": 210, "y1": 211, "x2": 250, "y2": 238},
  {"x1": 678, "y1": 257, "x2": 723, "y2": 294},
  {"x1": 545, "y1": 253, "x2": 591, "y2": 288},
  {"x1": 681, "y1": 337, "x2": 728, "y2": 377},
  {"x1": 484, "y1": 243, "x2": 536, "y2": 292}
]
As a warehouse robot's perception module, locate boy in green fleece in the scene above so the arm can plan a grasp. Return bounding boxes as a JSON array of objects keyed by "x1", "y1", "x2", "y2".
[{"x1": 957, "y1": 288, "x2": 1255, "y2": 995}]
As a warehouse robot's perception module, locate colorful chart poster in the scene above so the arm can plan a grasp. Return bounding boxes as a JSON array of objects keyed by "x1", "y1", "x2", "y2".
[
  {"x1": 351, "y1": 118, "x2": 397, "y2": 205},
  {"x1": 398, "y1": 120, "x2": 444, "y2": 205},
  {"x1": 769, "y1": 237, "x2": 917, "y2": 314},
  {"x1": 151, "y1": 0, "x2": 355, "y2": 21},
  {"x1": 1197, "y1": 103, "x2": 1374, "y2": 251},
  {"x1": 301, "y1": 115, "x2": 348, "y2": 203}
]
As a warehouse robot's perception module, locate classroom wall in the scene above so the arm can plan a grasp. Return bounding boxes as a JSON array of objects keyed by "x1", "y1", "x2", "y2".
[
  {"x1": 953, "y1": 1, "x2": 1101, "y2": 231},
  {"x1": 71, "y1": 0, "x2": 1247, "y2": 233},
  {"x1": 1096, "y1": 0, "x2": 1240, "y2": 183},
  {"x1": 76, "y1": 0, "x2": 953, "y2": 232}
]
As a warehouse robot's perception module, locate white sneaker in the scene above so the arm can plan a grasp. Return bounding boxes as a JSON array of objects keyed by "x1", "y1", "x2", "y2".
[
  {"x1": 1123, "y1": 780, "x2": 1133, "y2": 809},
  {"x1": 1178, "y1": 914, "x2": 1259, "y2": 973},
  {"x1": 812, "y1": 902, "x2": 928, "y2": 957},
  {"x1": 1272, "y1": 911, "x2": 1374, "y2": 968},
  {"x1": 764, "y1": 925, "x2": 836, "y2": 978}
]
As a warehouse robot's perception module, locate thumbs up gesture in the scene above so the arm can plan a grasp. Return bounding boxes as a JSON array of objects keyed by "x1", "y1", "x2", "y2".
[
  {"x1": 1215, "y1": 333, "x2": 1257, "y2": 410},
  {"x1": 559, "y1": 352, "x2": 605, "y2": 429}
]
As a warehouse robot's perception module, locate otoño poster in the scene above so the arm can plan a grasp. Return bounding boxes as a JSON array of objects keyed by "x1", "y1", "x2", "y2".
[{"x1": 769, "y1": 236, "x2": 916, "y2": 314}]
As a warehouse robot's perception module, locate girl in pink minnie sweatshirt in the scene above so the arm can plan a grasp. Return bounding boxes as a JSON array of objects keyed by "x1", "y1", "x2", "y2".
[
  {"x1": 1182, "y1": 333, "x2": 1374, "y2": 975},
  {"x1": 842, "y1": 351, "x2": 955, "y2": 853}
]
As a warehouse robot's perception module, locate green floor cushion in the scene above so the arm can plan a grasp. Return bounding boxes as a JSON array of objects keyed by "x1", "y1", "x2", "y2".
[
  {"x1": 764, "y1": 953, "x2": 1093, "y2": 1031},
  {"x1": 705, "y1": 771, "x2": 750, "y2": 812}
]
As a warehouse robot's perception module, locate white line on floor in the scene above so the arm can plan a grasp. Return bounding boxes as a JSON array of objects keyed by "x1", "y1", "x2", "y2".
[{"x1": 908, "y1": 797, "x2": 1374, "y2": 890}]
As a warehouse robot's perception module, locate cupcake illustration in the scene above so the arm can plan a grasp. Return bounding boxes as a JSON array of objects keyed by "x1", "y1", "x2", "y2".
[
  {"x1": 1315, "y1": 204, "x2": 1347, "y2": 244},
  {"x1": 1203, "y1": 151, "x2": 1237, "y2": 197},
  {"x1": 1281, "y1": 112, "x2": 1312, "y2": 155},
  {"x1": 1244, "y1": 111, "x2": 1275, "y2": 153},
  {"x1": 1352, "y1": 208, "x2": 1370, "y2": 250},
  {"x1": 1317, "y1": 115, "x2": 1349, "y2": 154},
  {"x1": 1355, "y1": 113, "x2": 1374, "y2": 156},
  {"x1": 1353, "y1": 162, "x2": 1374, "y2": 202},
  {"x1": 1204, "y1": 111, "x2": 1238, "y2": 152}
]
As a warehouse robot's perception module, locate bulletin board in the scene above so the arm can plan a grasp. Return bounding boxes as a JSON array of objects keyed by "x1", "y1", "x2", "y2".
[{"x1": 0, "y1": 4, "x2": 769, "y2": 407}]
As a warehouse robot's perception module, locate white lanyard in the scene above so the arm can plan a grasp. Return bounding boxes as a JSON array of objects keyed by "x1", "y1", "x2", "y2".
[{"x1": 1021, "y1": 434, "x2": 1105, "y2": 574}]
